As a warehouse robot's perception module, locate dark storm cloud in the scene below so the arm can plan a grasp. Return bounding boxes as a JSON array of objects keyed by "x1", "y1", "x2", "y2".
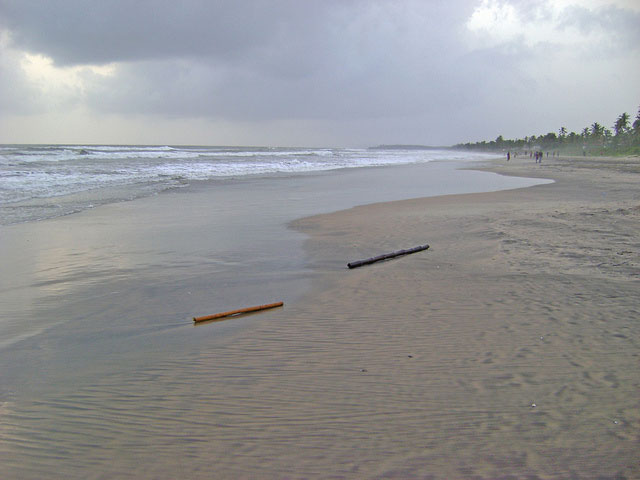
[
  {"x1": 0, "y1": 0, "x2": 482, "y2": 123},
  {"x1": 1, "y1": 0, "x2": 421, "y2": 67},
  {"x1": 1, "y1": 0, "x2": 638, "y2": 145},
  {"x1": 0, "y1": 1, "x2": 478, "y2": 120},
  {"x1": 0, "y1": 0, "x2": 293, "y2": 65}
]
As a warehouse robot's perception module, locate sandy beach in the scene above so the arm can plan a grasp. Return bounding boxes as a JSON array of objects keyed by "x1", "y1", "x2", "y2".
[
  {"x1": 286, "y1": 155, "x2": 639, "y2": 478},
  {"x1": 0, "y1": 158, "x2": 542, "y2": 480},
  {"x1": 3, "y1": 0, "x2": 639, "y2": 477},
  {"x1": 1, "y1": 154, "x2": 638, "y2": 479}
]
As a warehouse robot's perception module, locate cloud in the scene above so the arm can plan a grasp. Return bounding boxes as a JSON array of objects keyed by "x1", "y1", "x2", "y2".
[
  {"x1": 0, "y1": 0, "x2": 638, "y2": 145},
  {"x1": 558, "y1": 4, "x2": 640, "y2": 54},
  {"x1": 20, "y1": 0, "x2": 480, "y2": 122},
  {"x1": 466, "y1": 0, "x2": 640, "y2": 53},
  {"x1": 0, "y1": 0, "x2": 280, "y2": 65},
  {"x1": 0, "y1": 30, "x2": 32, "y2": 112}
]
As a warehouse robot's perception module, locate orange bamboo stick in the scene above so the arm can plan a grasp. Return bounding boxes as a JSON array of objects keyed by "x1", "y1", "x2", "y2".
[{"x1": 193, "y1": 301, "x2": 284, "y2": 323}]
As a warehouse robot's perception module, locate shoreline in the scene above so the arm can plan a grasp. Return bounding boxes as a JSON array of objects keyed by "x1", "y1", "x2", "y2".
[
  {"x1": 1, "y1": 154, "x2": 637, "y2": 479},
  {"x1": 286, "y1": 155, "x2": 639, "y2": 478}
]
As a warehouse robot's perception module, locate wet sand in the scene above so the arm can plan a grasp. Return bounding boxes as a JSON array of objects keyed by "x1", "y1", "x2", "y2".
[
  {"x1": 288, "y1": 155, "x2": 639, "y2": 478},
  {"x1": 1, "y1": 156, "x2": 637, "y2": 479},
  {"x1": 0, "y1": 161, "x2": 544, "y2": 480}
]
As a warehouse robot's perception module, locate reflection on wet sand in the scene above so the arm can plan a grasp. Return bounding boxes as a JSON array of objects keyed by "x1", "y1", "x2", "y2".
[{"x1": 2, "y1": 158, "x2": 636, "y2": 478}]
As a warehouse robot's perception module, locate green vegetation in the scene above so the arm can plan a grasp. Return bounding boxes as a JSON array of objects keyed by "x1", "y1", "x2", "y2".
[{"x1": 456, "y1": 104, "x2": 640, "y2": 156}]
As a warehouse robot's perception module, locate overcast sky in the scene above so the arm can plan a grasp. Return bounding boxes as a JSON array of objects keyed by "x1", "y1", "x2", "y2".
[{"x1": 0, "y1": 0, "x2": 638, "y2": 146}]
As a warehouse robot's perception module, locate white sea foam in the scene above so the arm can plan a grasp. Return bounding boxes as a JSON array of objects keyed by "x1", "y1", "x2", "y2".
[{"x1": 0, "y1": 145, "x2": 495, "y2": 224}]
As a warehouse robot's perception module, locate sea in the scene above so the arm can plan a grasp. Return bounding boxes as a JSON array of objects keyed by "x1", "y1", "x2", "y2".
[
  {"x1": 0, "y1": 144, "x2": 497, "y2": 225},
  {"x1": 0, "y1": 144, "x2": 552, "y2": 479}
]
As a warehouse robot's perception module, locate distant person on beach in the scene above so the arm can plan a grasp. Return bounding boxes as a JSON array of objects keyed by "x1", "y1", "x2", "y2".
[
  {"x1": 534, "y1": 151, "x2": 543, "y2": 163},
  {"x1": 507, "y1": 151, "x2": 510, "y2": 161}
]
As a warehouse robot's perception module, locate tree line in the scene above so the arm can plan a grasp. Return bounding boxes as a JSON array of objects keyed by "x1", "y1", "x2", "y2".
[{"x1": 455, "y1": 104, "x2": 640, "y2": 156}]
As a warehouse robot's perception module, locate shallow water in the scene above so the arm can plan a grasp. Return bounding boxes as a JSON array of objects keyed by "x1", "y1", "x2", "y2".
[
  {"x1": 0, "y1": 145, "x2": 496, "y2": 225},
  {"x1": 0, "y1": 161, "x2": 548, "y2": 479}
]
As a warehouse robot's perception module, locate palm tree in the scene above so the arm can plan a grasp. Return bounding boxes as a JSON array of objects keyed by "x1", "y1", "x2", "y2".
[
  {"x1": 614, "y1": 112, "x2": 630, "y2": 136},
  {"x1": 589, "y1": 122, "x2": 606, "y2": 149},
  {"x1": 591, "y1": 122, "x2": 604, "y2": 137},
  {"x1": 604, "y1": 128, "x2": 613, "y2": 146},
  {"x1": 633, "y1": 106, "x2": 640, "y2": 132},
  {"x1": 633, "y1": 106, "x2": 640, "y2": 146}
]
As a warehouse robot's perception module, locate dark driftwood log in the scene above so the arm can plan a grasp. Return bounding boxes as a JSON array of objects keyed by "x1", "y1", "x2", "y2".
[
  {"x1": 193, "y1": 301, "x2": 284, "y2": 323},
  {"x1": 347, "y1": 244, "x2": 429, "y2": 269}
]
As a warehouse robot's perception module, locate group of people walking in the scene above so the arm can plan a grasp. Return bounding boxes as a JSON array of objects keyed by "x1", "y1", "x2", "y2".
[{"x1": 506, "y1": 150, "x2": 554, "y2": 163}]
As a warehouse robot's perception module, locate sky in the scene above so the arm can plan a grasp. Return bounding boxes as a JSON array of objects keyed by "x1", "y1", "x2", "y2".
[{"x1": 0, "y1": 0, "x2": 638, "y2": 147}]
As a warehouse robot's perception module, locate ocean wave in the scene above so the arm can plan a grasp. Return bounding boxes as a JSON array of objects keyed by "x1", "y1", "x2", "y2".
[{"x1": 0, "y1": 145, "x2": 494, "y2": 223}]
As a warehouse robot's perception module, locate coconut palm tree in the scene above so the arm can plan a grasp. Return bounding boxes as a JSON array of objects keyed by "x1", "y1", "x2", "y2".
[
  {"x1": 614, "y1": 112, "x2": 630, "y2": 137},
  {"x1": 633, "y1": 106, "x2": 640, "y2": 133},
  {"x1": 559, "y1": 126, "x2": 567, "y2": 138},
  {"x1": 591, "y1": 122, "x2": 604, "y2": 137}
]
